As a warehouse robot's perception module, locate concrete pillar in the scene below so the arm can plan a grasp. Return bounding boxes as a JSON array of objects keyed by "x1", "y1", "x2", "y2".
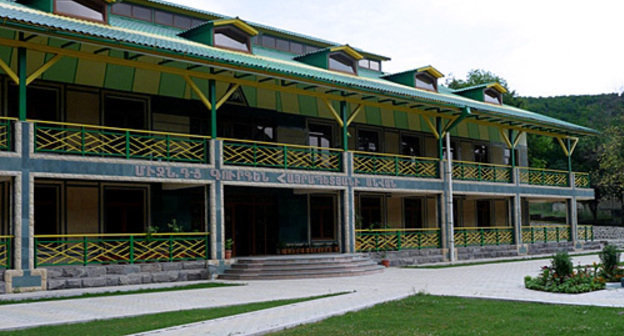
[
  {"x1": 569, "y1": 173, "x2": 579, "y2": 248},
  {"x1": 211, "y1": 139, "x2": 224, "y2": 261},
  {"x1": 343, "y1": 152, "x2": 355, "y2": 253}
]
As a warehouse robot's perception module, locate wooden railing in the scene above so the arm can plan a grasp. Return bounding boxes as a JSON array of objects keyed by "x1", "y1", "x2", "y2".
[
  {"x1": 0, "y1": 117, "x2": 15, "y2": 152},
  {"x1": 355, "y1": 228, "x2": 441, "y2": 251},
  {"x1": 521, "y1": 225, "x2": 571, "y2": 243},
  {"x1": 518, "y1": 167, "x2": 569, "y2": 187},
  {"x1": 454, "y1": 227, "x2": 514, "y2": 247},
  {"x1": 452, "y1": 161, "x2": 512, "y2": 183},
  {"x1": 353, "y1": 151, "x2": 439, "y2": 178},
  {"x1": 0, "y1": 235, "x2": 11, "y2": 269}
]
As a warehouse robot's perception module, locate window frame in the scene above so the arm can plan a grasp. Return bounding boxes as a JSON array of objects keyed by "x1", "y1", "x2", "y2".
[
  {"x1": 328, "y1": 51, "x2": 358, "y2": 75},
  {"x1": 213, "y1": 26, "x2": 252, "y2": 54},
  {"x1": 414, "y1": 72, "x2": 438, "y2": 92},
  {"x1": 483, "y1": 88, "x2": 502, "y2": 105},
  {"x1": 54, "y1": 0, "x2": 107, "y2": 23}
]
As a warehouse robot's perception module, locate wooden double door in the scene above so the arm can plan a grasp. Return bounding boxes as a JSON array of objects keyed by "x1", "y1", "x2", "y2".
[{"x1": 225, "y1": 195, "x2": 278, "y2": 257}]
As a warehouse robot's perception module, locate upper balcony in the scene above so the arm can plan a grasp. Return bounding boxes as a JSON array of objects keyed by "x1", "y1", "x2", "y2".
[{"x1": 13, "y1": 119, "x2": 591, "y2": 189}]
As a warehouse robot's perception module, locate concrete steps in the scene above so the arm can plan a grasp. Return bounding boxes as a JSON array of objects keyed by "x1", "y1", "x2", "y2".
[{"x1": 220, "y1": 254, "x2": 384, "y2": 280}]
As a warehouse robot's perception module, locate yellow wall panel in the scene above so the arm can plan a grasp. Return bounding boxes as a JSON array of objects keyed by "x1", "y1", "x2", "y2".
[
  {"x1": 380, "y1": 109, "x2": 394, "y2": 127},
  {"x1": 280, "y1": 92, "x2": 299, "y2": 114},
  {"x1": 387, "y1": 196, "x2": 402, "y2": 228},
  {"x1": 133, "y1": 68, "x2": 160, "y2": 95},
  {"x1": 66, "y1": 186, "x2": 99, "y2": 234},
  {"x1": 257, "y1": 88, "x2": 276, "y2": 110},
  {"x1": 74, "y1": 59, "x2": 106, "y2": 87}
]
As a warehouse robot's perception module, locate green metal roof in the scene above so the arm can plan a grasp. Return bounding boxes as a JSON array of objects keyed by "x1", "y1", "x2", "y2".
[{"x1": 0, "y1": 0, "x2": 597, "y2": 136}]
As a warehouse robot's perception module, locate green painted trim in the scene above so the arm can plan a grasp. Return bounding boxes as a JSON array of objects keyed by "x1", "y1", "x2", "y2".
[{"x1": 18, "y1": 45, "x2": 27, "y2": 121}]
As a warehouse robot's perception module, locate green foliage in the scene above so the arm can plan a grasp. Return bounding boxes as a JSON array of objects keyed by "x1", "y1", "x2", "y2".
[
  {"x1": 598, "y1": 244, "x2": 622, "y2": 281},
  {"x1": 551, "y1": 251, "x2": 574, "y2": 277},
  {"x1": 525, "y1": 256, "x2": 605, "y2": 294},
  {"x1": 596, "y1": 116, "x2": 624, "y2": 202},
  {"x1": 166, "y1": 219, "x2": 183, "y2": 233},
  {"x1": 225, "y1": 238, "x2": 234, "y2": 250},
  {"x1": 445, "y1": 69, "x2": 524, "y2": 108}
]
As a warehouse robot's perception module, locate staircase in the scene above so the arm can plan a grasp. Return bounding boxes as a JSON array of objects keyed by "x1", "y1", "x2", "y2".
[{"x1": 219, "y1": 254, "x2": 384, "y2": 280}]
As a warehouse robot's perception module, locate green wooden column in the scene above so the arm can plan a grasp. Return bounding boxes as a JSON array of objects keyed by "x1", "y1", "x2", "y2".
[
  {"x1": 340, "y1": 101, "x2": 348, "y2": 151},
  {"x1": 566, "y1": 138, "x2": 572, "y2": 174},
  {"x1": 209, "y1": 79, "x2": 217, "y2": 138},
  {"x1": 509, "y1": 129, "x2": 516, "y2": 168},
  {"x1": 18, "y1": 47, "x2": 27, "y2": 121},
  {"x1": 436, "y1": 117, "x2": 443, "y2": 160}
]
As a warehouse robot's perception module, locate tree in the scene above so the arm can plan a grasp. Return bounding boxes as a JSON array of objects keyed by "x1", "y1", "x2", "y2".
[
  {"x1": 445, "y1": 69, "x2": 525, "y2": 108},
  {"x1": 596, "y1": 117, "x2": 624, "y2": 223}
]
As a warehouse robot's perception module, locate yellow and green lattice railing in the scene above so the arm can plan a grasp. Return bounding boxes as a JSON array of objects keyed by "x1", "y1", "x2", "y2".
[
  {"x1": 452, "y1": 161, "x2": 512, "y2": 183},
  {"x1": 518, "y1": 167, "x2": 569, "y2": 187},
  {"x1": 34, "y1": 233, "x2": 210, "y2": 267},
  {"x1": 454, "y1": 227, "x2": 514, "y2": 247},
  {"x1": 353, "y1": 151, "x2": 439, "y2": 178},
  {"x1": 0, "y1": 235, "x2": 11, "y2": 269},
  {"x1": 521, "y1": 225, "x2": 571, "y2": 243},
  {"x1": 33, "y1": 121, "x2": 210, "y2": 163},
  {"x1": 577, "y1": 225, "x2": 594, "y2": 242},
  {"x1": 222, "y1": 139, "x2": 342, "y2": 172},
  {"x1": 574, "y1": 173, "x2": 591, "y2": 189},
  {"x1": 0, "y1": 117, "x2": 14, "y2": 152},
  {"x1": 355, "y1": 228, "x2": 440, "y2": 252}
]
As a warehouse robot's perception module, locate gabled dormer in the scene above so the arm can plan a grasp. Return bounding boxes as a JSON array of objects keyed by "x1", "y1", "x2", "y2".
[
  {"x1": 179, "y1": 18, "x2": 259, "y2": 53},
  {"x1": 20, "y1": 0, "x2": 113, "y2": 23},
  {"x1": 295, "y1": 45, "x2": 364, "y2": 75},
  {"x1": 381, "y1": 66, "x2": 444, "y2": 92},
  {"x1": 453, "y1": 83, "x2": 507, "y2": 105}
]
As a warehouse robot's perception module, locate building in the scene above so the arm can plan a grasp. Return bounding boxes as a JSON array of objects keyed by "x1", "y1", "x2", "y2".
[{"x1": 0, "y1": 0, "x2": 596, "y2": 292}]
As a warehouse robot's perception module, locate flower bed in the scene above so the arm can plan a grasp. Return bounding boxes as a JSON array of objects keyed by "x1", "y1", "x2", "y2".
[{"x1": 524, "y1": 251, "x2": 605, "y2": 293}]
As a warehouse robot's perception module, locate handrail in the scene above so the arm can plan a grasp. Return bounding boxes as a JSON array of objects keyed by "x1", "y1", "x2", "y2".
[
  {"x1": 517, "y1": 166, "x2": 569, "y2": 174},
  {"x1": 35, "y1": 232, "x2": 209, "y2": 238},
  {"x1": 356, "y1": 228, "x2": 440, "y2": 232},
  {"x1": 0, "y1": 235, "x2": 14, "y2": 238},
  {"x1": 521, "y1": 225, "x2": 569, "y2": 229},
  {"x1": 452, "y1": 160, "x2": 511, "y2": 168},
  {"x1": 30, "y1": 119, "x2": 211, "y2": 140},
  {"x1": 0, "y1": 116, "x2": 18, "y2": 121},
  {"x1": 220, "y1": 137, "x2": 342, "y2": 152},
  {"x1": 352, "y1": 150, "x2": 438, "y2": 162},
  {"x1": 455, "y1": 226, "x2": 514, "y2": 230}
]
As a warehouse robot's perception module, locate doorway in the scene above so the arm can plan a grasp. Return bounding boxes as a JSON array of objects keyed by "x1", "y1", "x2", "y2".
[
  {"x1": 225, "y1": 193, "x2": 278, "y2": 256},
  {"x1": 103, "y1": 187, "x2": 146, "y2": 233},
  {"x1": 310, "y1": 195, "x2": 336, "y2": 241}
]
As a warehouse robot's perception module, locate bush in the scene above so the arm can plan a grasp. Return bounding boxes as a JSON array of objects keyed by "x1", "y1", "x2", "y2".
[
  {"x1": 599, "y1": 245, "x2": 623, "y2": 281},
  {"x1": 551, "y1": 251, "x2": 573, "y2": 277}
]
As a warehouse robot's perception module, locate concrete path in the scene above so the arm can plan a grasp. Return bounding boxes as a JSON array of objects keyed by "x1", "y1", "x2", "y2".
[{"x1": 0, "y1": 255, "x2": 622, "y2": 335}]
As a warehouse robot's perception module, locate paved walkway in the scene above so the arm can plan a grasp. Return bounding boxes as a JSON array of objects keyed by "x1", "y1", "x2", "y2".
[{"x1": 1, "y1": 255, "x2": 622, "y2": 335}]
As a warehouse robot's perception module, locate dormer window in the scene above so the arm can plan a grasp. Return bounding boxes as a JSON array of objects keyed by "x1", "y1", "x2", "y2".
[
  {"x1": 329, "y1": 52, "x2": 357, "y2": 74},
  {"x1": 214, "y1": 27, "x2": 251, "y2": 53},
  {"x1": 415, "y1": 73, "x2": 437, "y2": 92},
  {"x1": 484, "y1": 88, "x2": 502, "y2": 104},
  {"x1": 55, "y1": 0, "x2": 106, "y2": 22}
]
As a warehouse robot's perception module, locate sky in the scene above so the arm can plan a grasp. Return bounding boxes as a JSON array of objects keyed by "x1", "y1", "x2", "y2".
[{"x1": 167, "y1": 0, "x2": 624, "y2": 97}]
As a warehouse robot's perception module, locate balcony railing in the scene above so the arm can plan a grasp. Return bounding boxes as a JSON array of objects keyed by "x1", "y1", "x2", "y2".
[
  {"x1": 34, "y1": 233, "x2": 210, "y2": 267},
  {"x1": 577, "y1": 225, "x2": 594, "y2": 242},
  {"x1": 452, "y1": 161, "x2": 512, "y2": 183},
  {"x1": 454, "y1": 227, "x2": 514, "y2": 247},
  {"x1": 0, "y1": 117, "x2": 14, "y2": 152},
  {"x1": 222, "y1": 138, "x2": 342, "y2": 172},
  {"x1": 518, "y1": 167, "x2": 569, "y2": 187},
  {"x1": 0, "y1": 235, "x2": 11, "y2": 269},
  {"x1": 355, "y1": 228, "x2": 441, "y2": 251},
  {"x1": 521, "y1": 225, "x2": 570, "y2": 243},
  {"x1": 353, "y1": 151, "x2": 439, "y2": 178},
  {"x1": 574, "y1": 173, "x2": 591, "y2": 189},
  {"x1": 33, "y1": 121, "x2": 210, "y2": 163}
]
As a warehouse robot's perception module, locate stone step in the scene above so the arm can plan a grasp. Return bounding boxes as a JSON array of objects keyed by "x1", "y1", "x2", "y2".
[
  {"x1": 225, "y1": 262, "x2": 379, "y2": 275},
  {"x1": 0, "y1": 281, "x2": 5, "y2": 294},
  {"x1": 235, "y1": 254, "x2": 367, "y2": 265},
  {"x1": 219, "y1": 266, "x2": 384, "y2": 280},
  {"x1": 230, "y1": 260, "x2": 376, "y2": 272}
]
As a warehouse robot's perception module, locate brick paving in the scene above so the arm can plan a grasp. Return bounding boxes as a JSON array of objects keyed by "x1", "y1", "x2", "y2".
[{"x1": 0, "y1": 255, "x2": 622, "y2": 335}]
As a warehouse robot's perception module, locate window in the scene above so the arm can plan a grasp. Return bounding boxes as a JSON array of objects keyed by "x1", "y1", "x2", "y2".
[
  {"x1": 360, "y1": 196, "x2": 383, "y2": 229},
  {"x1": 503, "y1": 148, "x2": 520, "y2": 165},
  {"x1": 309, "y1": 124, "x2": 333, "y2": 148},
  {"x1": 8, "y1": 85, "x2": 60, "y2": 121},
  {"x1": 357, "y1": 130, "x2": 380, "y2": 152},
  {"x1": 400, "y1": 135, "x2": 421, "y2": 157},
  {"x1": 477, "y1": 200, "x2": 491, "y2": 227},
  {"x1": 329, "y1": 52, "x2": 357, "y2": 74},
  {"x1": 415, "y1": 73, "x2": 437, "y2": 92},
  {"x1": 484, "y1": 88, "x2": 502, "y2": 104},
  {"x1": 154, "y1": 10, "x2": 173, "y2": 26},
  {"x1": 310, "y1": 196, "x2": 335, "y2": 240},
  {"x1": 103, "y1": 95, "x2": 147, "y2": 130},
  {"x1": 214, "y1": 27, "x2": 250, "y2": 52},
  {"x1": 290, "y1": 42, "x2": 303, "y2": 54},
  {"x1": 132, "y1": 6, "x2": 152, "y2": 21},
  {"x1": 443, "y1": 142, "x2": 457, "y2": 160},
  {"x1": 104, "y1": 187, "x2": 146, "y2": 233},
  {"x1": 276, "y1": 38, "x2": 290, "y2": 52},
  {"x1": 358, "y1": 59, "x2": 381, "y2": 72},
  {"x1": 474, "y1": 144, "x2": 489, "y2": 163},
  {"x1": 404, "y1": 198, "x2": 423, "y2": 228},
  {"x1": 111, "y1": 3, "x2": 201, "y2": 29},
  {"x1": 55, "y1": 0, "x2": 106, "y2": 22}
]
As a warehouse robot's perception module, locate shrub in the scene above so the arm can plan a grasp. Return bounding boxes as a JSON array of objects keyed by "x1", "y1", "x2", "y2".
[
  {"x1": 599, "y1": 245, "x2": 621, "y2": 280},
  {"x1": 551, "y1": 251, "x2": 573, "y2": 278}
]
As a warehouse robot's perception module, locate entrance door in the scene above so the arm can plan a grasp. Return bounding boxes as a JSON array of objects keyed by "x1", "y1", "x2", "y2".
[
  {"x1": 34, "y1": 184, "x2": 60, "y2": 234},
  {"x1": 477, "y1": 200, "x2": 491, "y2": 227},
  {"x1": 225, "y1": 194, "x2": 277, "y2": 256},
  {"x1": 310, "y1": 196, "x2": 336, "y2": 240}
]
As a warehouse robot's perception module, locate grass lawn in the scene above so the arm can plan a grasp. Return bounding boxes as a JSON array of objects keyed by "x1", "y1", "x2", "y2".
[
  {"x1": 273, "y1": 295, "x2": 624, "y2": 336},
  {"x1": 0, "y1": 282, "x2": 240, "y2": 305},
  {"x1": 1, "y1": 292, "x2": 347, "y2": 336}
]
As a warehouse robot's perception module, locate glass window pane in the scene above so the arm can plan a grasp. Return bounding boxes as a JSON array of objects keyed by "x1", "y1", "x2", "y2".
[
  {"x1": 111, "y1": 3, "x2": 132, "y2": 16},
  {"x1": 329, "y1": 54, "x2": 356, "y2": 74},
  {"x1": 358, "y1": 59, "x2": 369, "y2": 68},
  {"x1": 357, "y1": 130, "x2": 379, "y2": 152},
  {"x1": 173, "y1": 15, "x2": 192, "y2": 29},
  {"x1": 484, "y1": 90, "x2": 501, "y2": 104},
  {"x1": 305, "y1": 45, "x2": 319, "y2": 54},
  {"x1": 214, "y1": 31, "x2": 249, "y2": 52},
  {"x1": 262, "y1": 35, "x2": 276, "y2": 48},
  {"x1": 132, "y1": 6, "x2": 152, "y2": 21},
  {"x1": 404, "y1": 198, "x2": 423, "y2": 228},
  {"x1": 154, "y1": 10, "x2": 173, "y2": 26},
  {"x1": 290, "y1": 42, "x2": 303, "y2": 54},
  {"x1": 415, "y1": 74, "x2": 436, "y2": 91},
  {"x1": 56, "y1": 0, "x2": 104, "y2": 21},
  {"x1": 309, "y1": 124, "x2": 333, "y2": 148},
  {"x1": 474, "y1": 144, "x2": 489, "y2": 163},
  {"x1": 191, "y1": 19, "x2": 204, "y2": 28},
  {"x1": 401, "y1": 135, "x2": 420, "y2": 156},
  {"x1": 370, "y1": 60, "x2": 380, "y2": 71},
  {"x1": 275, "y1": 38, "x2": 289, "y2": 52}
]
